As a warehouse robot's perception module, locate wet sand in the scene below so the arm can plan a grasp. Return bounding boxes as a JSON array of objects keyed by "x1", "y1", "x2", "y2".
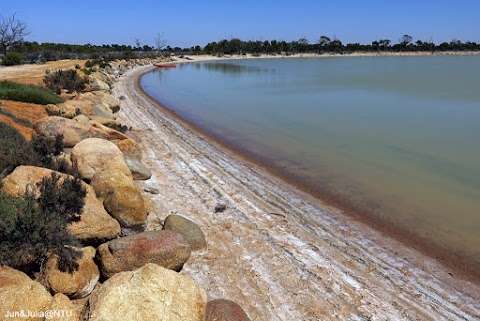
[{"x1": 114, "y1": 64, "x2": 480, "y2": 321}]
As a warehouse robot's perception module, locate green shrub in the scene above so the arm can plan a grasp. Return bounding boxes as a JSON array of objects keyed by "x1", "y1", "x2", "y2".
[
  {"x1": 0, "y1": 122, "x2": 40, "y2": 177},
  {"x1": 0, "y1": 81, "x2": 64, "y2": 105},
  {"x1": 81, "y1": 67, "x2": 93, "y2": 76},
  {"x1": 37, "y1": 172, "x2": 86, "y2": 225},
  {"x1": 0, "y1": 123, "x2": 66, "y2": 177},
  {"x1": 43, "y1": 69, "x2": 87, "y2": 94},
  {"x1": 85, "y1": 59, "x2": 111, "y2": 69},
  {"x1": 1, "y1": 52, "x2": 23, "y2": 66},
  {"x1": 105, "y1": 122, "x2": 129, "y2": 133},
  {"x1": 32, "y1": 134, "x2": 64, "y2": 166},
  {"x1": 0, "y1": 173, "x2": 85, "y2": 274}
]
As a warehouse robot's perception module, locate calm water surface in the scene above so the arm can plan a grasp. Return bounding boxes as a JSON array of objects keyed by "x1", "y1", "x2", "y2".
[{"x1": 141, "y1": 56, "x2": 480, "y2": 267}]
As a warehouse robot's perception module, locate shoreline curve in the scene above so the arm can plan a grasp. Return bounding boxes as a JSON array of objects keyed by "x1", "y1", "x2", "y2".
[
  {"x1": 114, "y1": 61, "x2": 480, "y2": 320},
  {"x1": 136, "y1": 60, "x2": 480, "y2": 284}
]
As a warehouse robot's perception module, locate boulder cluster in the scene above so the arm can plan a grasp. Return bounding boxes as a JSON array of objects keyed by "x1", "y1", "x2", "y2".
[{"x1": 0, "y1": 59, "x2": 250, "y2": 321}]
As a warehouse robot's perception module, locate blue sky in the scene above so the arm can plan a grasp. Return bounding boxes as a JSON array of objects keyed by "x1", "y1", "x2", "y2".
[{"x1": 1, "y1": 0, "x2": 479, "y2": 47}]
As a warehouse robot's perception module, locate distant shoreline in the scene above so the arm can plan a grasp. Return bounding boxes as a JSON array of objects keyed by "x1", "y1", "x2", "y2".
[{"x1": 171, "y1": 50, "x2": 480, "y2": 63}]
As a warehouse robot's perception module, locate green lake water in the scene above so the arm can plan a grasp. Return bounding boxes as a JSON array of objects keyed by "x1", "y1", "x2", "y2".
[{"x1": 141, "y1": 56, "x2": 480, "y2": 267}]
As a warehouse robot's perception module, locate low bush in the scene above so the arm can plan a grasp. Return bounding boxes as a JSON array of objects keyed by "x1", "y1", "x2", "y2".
[
  {"x1": 0, "y1": 81, "x2": 64, "y2": 105},
  {"x1": 0, "y1": 172, "x2": 85, "y2": 274},
  {"x1": 85, "y1": 59, "x2": 112, "y2": 69},
  {"x1": 1, "y1": 52, "x2": 23, "y2": 66},
  {"x1": 0, "y1": 122, "x2": 40, "y2": 177},
  {"x1": 31, "y1": 134, "x2": 64, "y2": 166},
  {"x1": 37, "y1": 172, "x2": 86, "y2": 225},
  {"x1": 0, "y1": 122, "x2": 66, "y2": 177},
  {"x1": 105, "y1": 122, "x2": 130, "y2": 133},
  {"x1": 43, "y1": 69, "x2": 87, "y2": 94}
]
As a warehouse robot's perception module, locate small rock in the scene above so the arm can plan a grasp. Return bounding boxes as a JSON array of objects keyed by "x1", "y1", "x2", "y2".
[
  {"x1": 163, "y1": 214, "x2": 207, "y2": 251},
  {"x1": 143, "y1": 186, "x2": 160, "y2": 194},
  {"x1": 96, "y1": 230, "x2": 191, "y2": 278},
  {"x1": 214, "y1": 203, "x2": 227, "y2": 213},
  {"x1": 206, "y1": 299, "x2": 251, "y2": 321}
]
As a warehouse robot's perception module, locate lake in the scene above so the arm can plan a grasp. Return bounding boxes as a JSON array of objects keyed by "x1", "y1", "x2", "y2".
[{"x1": 140, "y1": 56, "x2": 480, "y2": 270}]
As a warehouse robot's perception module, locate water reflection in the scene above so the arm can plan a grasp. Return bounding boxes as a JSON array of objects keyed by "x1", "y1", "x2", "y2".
[{"x1": 190, "y1": 62, "x2": 274, "y2": 75}]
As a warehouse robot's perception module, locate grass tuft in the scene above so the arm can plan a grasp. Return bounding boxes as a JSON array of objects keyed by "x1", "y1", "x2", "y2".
[{"x1": 0, "y1": 81, "x2": 64, "y2": 105}]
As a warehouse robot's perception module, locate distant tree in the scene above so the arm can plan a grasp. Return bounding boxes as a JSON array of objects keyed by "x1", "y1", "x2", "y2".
[
  {"x1": 379, "y1": 39, "x2": 391, "y2": 50},
  {"x1": 0, "y1": 14, "x2": 29, "y2": 56},
  {"x1": 330, "y1": 38, "x2": 343, "y2": 52},
  {"x1": 400, "y1": 34, "x2": 413, "y2": 46},
  {"x1": 154, "y1": 33, "x2": 167, "y2": 53},
  {"x1": 318, "y1": 36, "x2": 331, "y2": 47},
  {"x1": 134, "y1": 38, "x2": 141, "y2": 49}
]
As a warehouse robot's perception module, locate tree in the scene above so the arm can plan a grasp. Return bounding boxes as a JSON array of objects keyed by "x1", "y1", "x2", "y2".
[
  {"x1": 154, "y1": 33, "x2": 167, "y2": 53},
  {"x1": 318, "y1": 36, "x2": 331, "y2": 47},
  {"x1": 379, "y1": 39, "x2": 391, "y2": 50},
  {"x1": 400, "y1": 34, "x2": 413, "y2": 46},
  {"x1": 134, "y1": 38, "x2": 141, "y2": 49},
  {"x1": 0, "y1": 14, "x2": 29, "y2": 56}
]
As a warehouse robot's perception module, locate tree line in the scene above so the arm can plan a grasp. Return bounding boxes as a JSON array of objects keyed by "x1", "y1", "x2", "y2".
[
  {"x1": 201, "y1": 36, "x2": 480, "y2": 55},
  {"x1": 1, "y1": 14, "x2": 479, "y2": 65}
]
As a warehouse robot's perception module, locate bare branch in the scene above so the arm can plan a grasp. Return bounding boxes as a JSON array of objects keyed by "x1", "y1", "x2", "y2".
[
  {"x1": 154, "y1": 33, "x2": 167, "y2": 52},
  {"x1": 0, "y1": 14, "x2": 29, "y2": 55}
]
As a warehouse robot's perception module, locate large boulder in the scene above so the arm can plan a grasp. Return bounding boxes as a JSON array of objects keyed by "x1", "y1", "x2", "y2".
[
  {"x1": 87, "y1": 264, "x2": 206, "y2": 321},
  {"x1": 33, "y1": 116, "x2": 128, "y2": 147},
  {"x1": 62, "y1": 95, "x2": 114, "y2": 119},
  {"x1": 88, "y1": 77, "x2": 110, "y2": 91},
  {"x1": 0, "y1": 266, "x2": 52, "y2": 321},
  {"x1": 92, "y1": 169, "x2": 147, "y2": 227},
  {"x1": 1, "y1": 166, "x2": 120, "y2": 242},
  {"x1": 72, "y1": 138, "x2": 147, "y2": 227},
  {"x1": 46, "y1": 101, "x2": 79, "y2": 118},
  {"x1": 91, "y1": 103, "x2": 115, "y2": 119},
  {"x1": 40, "y1": 247, "x2": 99, "y2": 299},
  {"x1": 71, "y1": 138, "x2": 131, "y2": 180},
  {"x1": 116, "y1": 138, "x2": 151, "y2": 180},
  {"x1": 96, "y1": 230, "x2": 191, "y2": 278},
  {"x1": 124, "y1": 157, "x2": 152, "y2": 180},
  {"x1": 206, "y1": 299, "x2": 251, "y2": 321},
  {"x1": 49, "y1": 294, "x2": 84, "y2": 321},
  {"x1": 79, "y1": 91, "x2": 120, "y2": 113},
  {"x1": 163, "y1": 215, "x2": 207, "y2": 251}
]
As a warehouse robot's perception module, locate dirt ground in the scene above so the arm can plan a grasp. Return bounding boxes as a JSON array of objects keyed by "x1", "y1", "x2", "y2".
[{"x1": 0, "y1": 59, "x2": 85, "y2": 85}]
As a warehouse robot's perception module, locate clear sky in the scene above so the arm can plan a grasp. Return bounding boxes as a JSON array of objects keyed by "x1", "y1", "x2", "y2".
[{"x1": 1, "y1": 0, "x2": 479, "y2": 47}]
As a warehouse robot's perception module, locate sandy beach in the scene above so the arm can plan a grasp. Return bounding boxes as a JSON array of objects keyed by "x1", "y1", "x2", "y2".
[{"x1": 112, "y1": 62, "x2": 480, "y2": 321}]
